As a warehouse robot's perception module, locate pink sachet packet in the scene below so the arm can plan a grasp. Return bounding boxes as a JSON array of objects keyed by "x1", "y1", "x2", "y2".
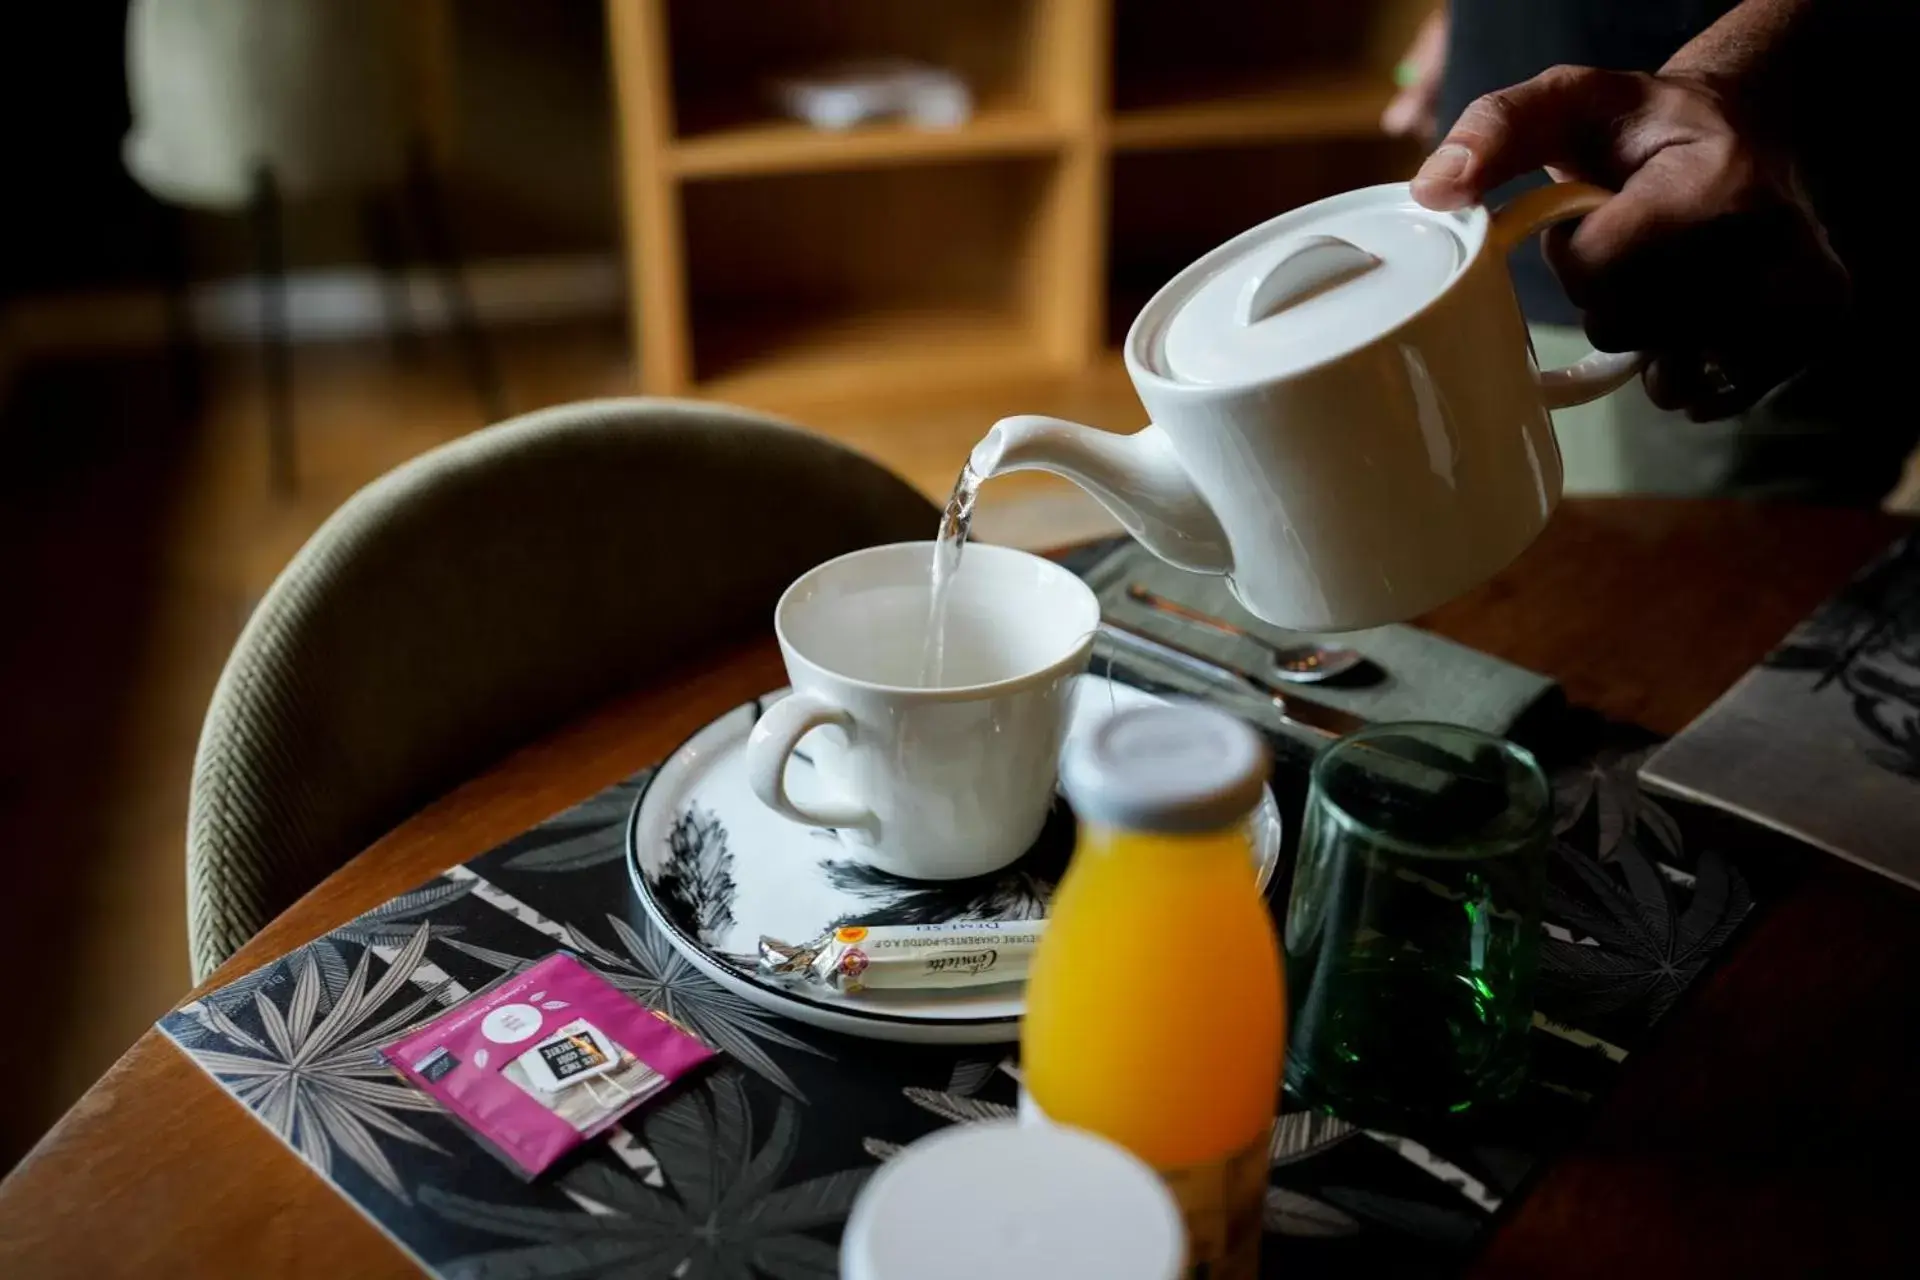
[{"x1": 384, "y1": 951, "x2": 713, "y2": 1177}]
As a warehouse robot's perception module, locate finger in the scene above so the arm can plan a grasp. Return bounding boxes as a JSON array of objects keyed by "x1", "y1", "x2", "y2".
[
  {"x1": 1412, "y1": 65, "x2": 1636, "y2": 209},
  {"x1": 1385, "y1": 18, "x2": 1446, "y2": 139},
  {"x1": 1579, "y1": 286, "x2": 1680, "y2": 354},
  {"x1": 1382, "y1": 89, "x2": 1433, "y2": 137},
  {"x1": 1683, "y1": 355, "x2": 1779, "y2": 422},
  {"x1": 1644, "y1": 352, "x2": 1782, "y2": 421},
  {"x1": 1642, "y1": 353, "x2": 1711, "y2": 412},
  {"x1": 1556, "y1": 150, "x2": 1733, "y2": 292},
  {"x1": 1556, "y1": 194, "x2": 1851, "y2": 354},
  {"x1": 1549, "y1": 196, "x2": 1745, "y2": 341},
  {"x1": 1540, "y1": 221, "x2": 1580, "y2": 299},
  {"x1": 1407, "y1": 8, "x2": 1448, "y2": 69}
]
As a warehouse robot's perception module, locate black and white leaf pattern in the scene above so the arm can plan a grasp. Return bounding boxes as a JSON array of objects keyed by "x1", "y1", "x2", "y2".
[
  {"x1": 1320, "y1": 1187, "x2": 1480, "y2": 1247},
  {"x1": 1471, "y1": 1146, "x2": 1536, "y2": 1196},
  {"x1": 500, "y1": 771, "x2": 656, "y2": 873},
  {"x1": 1765, "y1": 642, "x2": 1836, "y2": 672},
  {"x1": 821, "y1": 859, "x2": 1054, "y2": 927},
  {"x1": 648, "y1": 804, "x2": 739, "y2": 943},
  {"x1": 1552, "y1": 746, "x2": 1677, "y2": 860},
  {"x1": 1261, "y1": 1113, "x2": 1367, "y2": 1238},
  {"x1": 817, "y1": 802, "x2": 1074, "y2": 928},
  {"x1": 945, "y1": 1058, "x2": 1000, "y2": 1098},
  {"x1": 161, "y1": 649, "x2": 1777, "y2": 1276},
  {"x1": 173, "y1": 935, "x2": 355, "y2": 1036},
  {"x1": 1540, "y1": 836, "x2": 1750, "y2": 1022},
  {"x1": 1270, "y1": 1111, "x2": 1356, "y2": 1167},
  {"x1": 175, "y1": 925, "x2": 450, "y2": 1202},
  {"x1": 437, "y1": 936, "x2": 540, "y2": 977},
  {"x1": 1760, "y1": 532, "x2": 1920, "y2": 782},
  {"x1": 420, "y1": 1072, "x2": 869, "y2": 1280},
  {"x1": 173, "y1": 883, "x2": 466, "y2": 1041},
  {"x1": 308, "y1": 938, "x2": 353, "y2": 1012},
  {"x1": 821, "y1": 860, "x2": 1055, "y2": 928},
  {"x1": 1265, "y1": 1186, "x2": 1360, "y2": 1238},
  {"x1": 594, "y1": 913, "x2": 826, "y2": 1100},
  {"x1": 899, "y1": 1086, "x2": 1015, "y2": 1127},
  {"x1": 333, "y1": 879, "x2": 475, "y2": 947},
  {"x1": 863, "y1": 1077, "x2": 1383, "y2": 1245},
  {"x1": 859, "y1": 1077, "x2": 1018, "y2": 1176},
  {"x1": 862, "y1": 1137, "x2": 904, "y2": 1162}
]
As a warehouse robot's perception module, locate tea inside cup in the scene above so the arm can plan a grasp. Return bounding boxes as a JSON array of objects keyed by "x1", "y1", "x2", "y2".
[
  {"x1": 749, "y1": 542, "x2": 1099, "y2": 881},
  {"x1": 778, "y1": 542, "x2": 1098, "y2": 691}
]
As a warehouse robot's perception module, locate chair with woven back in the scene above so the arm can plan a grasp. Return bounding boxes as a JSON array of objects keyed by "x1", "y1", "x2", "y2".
[{"x1": 186, "y1": 398, "x2": 937, "y2": 980}]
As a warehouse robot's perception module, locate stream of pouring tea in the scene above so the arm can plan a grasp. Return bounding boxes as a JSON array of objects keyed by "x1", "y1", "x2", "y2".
[{"x1": 920, "y1": 461, "x2": 982, "y2": 687}]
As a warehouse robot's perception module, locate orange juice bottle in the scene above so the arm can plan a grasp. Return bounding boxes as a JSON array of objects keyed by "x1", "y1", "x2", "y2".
[{"x1": 1024, "y1": 703, "x2": 1283, "y2": 1280}]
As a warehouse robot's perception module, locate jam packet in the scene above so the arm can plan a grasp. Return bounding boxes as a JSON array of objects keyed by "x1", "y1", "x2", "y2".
[{"x1": 383, "y1": 951, "x2": 713, "y2": 1177}]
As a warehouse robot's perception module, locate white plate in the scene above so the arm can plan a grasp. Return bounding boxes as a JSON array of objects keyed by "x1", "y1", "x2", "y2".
[{"x1": 625, "y1": 675, "x2": 1282, "y2": 1044}]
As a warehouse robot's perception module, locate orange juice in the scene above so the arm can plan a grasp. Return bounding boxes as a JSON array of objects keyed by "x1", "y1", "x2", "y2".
[{"x1": 1025, "y1": 703, "x2": 1283, "y2": 1279}]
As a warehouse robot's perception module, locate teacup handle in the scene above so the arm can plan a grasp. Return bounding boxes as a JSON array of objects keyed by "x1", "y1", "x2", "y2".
[
  {"x1": 745, "y1": 691, "x2": 877, "y2": 832},
  {"x1": 1490, "y1": 181, "x2": 1646, "y2": 411}
]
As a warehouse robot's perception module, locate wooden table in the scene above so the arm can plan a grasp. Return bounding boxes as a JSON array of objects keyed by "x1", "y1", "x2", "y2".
[{"x1": 3, "y1": 498, "x2": 1914, "y2": 1278}]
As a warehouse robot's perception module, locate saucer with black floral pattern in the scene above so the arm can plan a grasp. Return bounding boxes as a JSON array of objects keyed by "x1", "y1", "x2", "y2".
[{"x1": 625, "y1": 675, "x2": 1281, "y2": 1044}]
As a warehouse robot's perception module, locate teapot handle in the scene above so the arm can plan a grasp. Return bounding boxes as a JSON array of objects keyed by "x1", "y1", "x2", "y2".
[{"x1": 1490, "y1": 181, "x2": 1645, "y2": 411}]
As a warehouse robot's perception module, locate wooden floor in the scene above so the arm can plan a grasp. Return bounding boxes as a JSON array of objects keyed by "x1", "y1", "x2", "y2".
[{"x1": 4, "y1": 316, "x2": 1917, "y2": 1171}]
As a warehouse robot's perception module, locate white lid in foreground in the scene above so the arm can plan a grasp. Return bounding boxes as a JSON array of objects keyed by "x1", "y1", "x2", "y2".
[
  {"x1": 1062, "y1": 702, "x2": 1270, "y2": 832},
  {"x1": 841, "y1": 1121, "x2": 1183, "y2": 1280}
]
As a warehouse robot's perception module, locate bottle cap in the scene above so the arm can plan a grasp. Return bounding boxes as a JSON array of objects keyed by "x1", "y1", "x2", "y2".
[
  {"x1": 1061, "y1": 702, "x2": 1269, "y2": 832},
  {"x1": 841, "y1": 1121, "x2": 1183, "y2": 1280}
]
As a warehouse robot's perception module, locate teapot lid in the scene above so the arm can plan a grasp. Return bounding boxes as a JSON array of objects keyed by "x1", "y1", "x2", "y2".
[{"x1": 1151, "y1": 185, "x2": 1481, "y2": 387}]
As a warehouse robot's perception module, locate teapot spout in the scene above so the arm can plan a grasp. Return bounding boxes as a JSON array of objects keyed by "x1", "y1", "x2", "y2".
[{"x1": 970, "y1": 416, "x2": 1230, "y2": 575}]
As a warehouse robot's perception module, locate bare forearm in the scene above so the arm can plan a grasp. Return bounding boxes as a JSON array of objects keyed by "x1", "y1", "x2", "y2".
[
  {"x1": 1663, "y1": 0, "x2": 1849, "y2": 138},
  {"x1": 1665, "y1": 0, "x2": 1817, "y2": 81}
]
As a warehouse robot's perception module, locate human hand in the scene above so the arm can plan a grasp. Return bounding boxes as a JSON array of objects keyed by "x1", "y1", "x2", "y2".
[
  {"x1": 1411, "y1": 65, "x2": 1847, "y2": 420},
  {"x1": 1382, "y1": 8, "x2": 1447, "y2": 139}
]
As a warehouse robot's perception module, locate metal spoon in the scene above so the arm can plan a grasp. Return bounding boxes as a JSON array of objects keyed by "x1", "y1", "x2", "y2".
[
  {"x1": 1099, "y1": 621, "x2": 1368, "y2": 739},
  {"x1": 1126, "y1": 584, "x2": 1366, "y2": 684}
]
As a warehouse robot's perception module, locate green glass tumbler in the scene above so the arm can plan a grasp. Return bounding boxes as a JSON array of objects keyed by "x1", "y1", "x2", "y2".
[{"x1": 1283, "y1": 722, "x2": 1549, "y2": 1125}]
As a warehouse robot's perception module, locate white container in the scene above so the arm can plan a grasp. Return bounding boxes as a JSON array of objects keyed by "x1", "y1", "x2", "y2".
[
  {"x1": 841, "y1": 1121, "x2": 1184, "y2": 1280},
  {"x1": 744, "y1": 542, "x2": 1098, "y2": 880},
  {"x1": 973, "y1": 181, "x2": 1645, "y2": 632},
  {"x1": 769, "y1": 60, "x2": 973, "y2": 132}
]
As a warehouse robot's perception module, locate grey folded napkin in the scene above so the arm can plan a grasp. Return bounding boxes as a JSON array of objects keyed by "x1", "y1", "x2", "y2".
[{"x1": 1077, "y1": 541, "x2": 1560, "y2": 759}]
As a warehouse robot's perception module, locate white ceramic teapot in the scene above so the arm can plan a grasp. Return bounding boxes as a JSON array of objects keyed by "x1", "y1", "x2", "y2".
[{"x1": 971, "y1": 181, "x2": 1641, "y2": 632}]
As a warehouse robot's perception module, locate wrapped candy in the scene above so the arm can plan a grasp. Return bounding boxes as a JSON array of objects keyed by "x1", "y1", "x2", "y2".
[{"x1": 759, "y1": 921, "x2": 1044, "y2": 994}]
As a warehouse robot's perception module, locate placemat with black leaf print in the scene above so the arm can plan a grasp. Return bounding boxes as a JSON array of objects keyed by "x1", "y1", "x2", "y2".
[{"x1": 159, "y1": 613, "x2": 1762, "y2": 1278}]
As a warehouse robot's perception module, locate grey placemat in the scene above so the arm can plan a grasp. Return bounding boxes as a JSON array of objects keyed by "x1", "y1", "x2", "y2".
[
  {"x1": 1082, "y1": 542, "x2": 1560, "y2": 753},
  {"x1": 1640, "y1": 531, "x2": 1920, "y2": 888}
]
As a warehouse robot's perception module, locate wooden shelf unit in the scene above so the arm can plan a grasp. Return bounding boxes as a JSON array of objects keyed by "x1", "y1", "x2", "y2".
[
  {"x1": 669, "y1": 106, "x2": 1070, "y2": 179},
  {"x1": 1110, "y1": 71, "x2": 1398, "y2": 152},
  {"x1": 608, "y1": 0, "x2": 1429, "y2": 401},
  {"x1": 678, "y1": 156, "x2": 1064, "y2": 395}
]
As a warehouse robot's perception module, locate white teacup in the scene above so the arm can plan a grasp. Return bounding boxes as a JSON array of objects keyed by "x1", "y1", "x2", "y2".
[{"x1": 744, "y1": 542, "x2": 1099, "y2": 880}]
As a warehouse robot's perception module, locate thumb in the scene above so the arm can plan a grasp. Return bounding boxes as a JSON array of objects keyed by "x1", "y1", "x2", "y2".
[{"x1": 1413, "y1": 65, "x2": 1631, "y2": 210}]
